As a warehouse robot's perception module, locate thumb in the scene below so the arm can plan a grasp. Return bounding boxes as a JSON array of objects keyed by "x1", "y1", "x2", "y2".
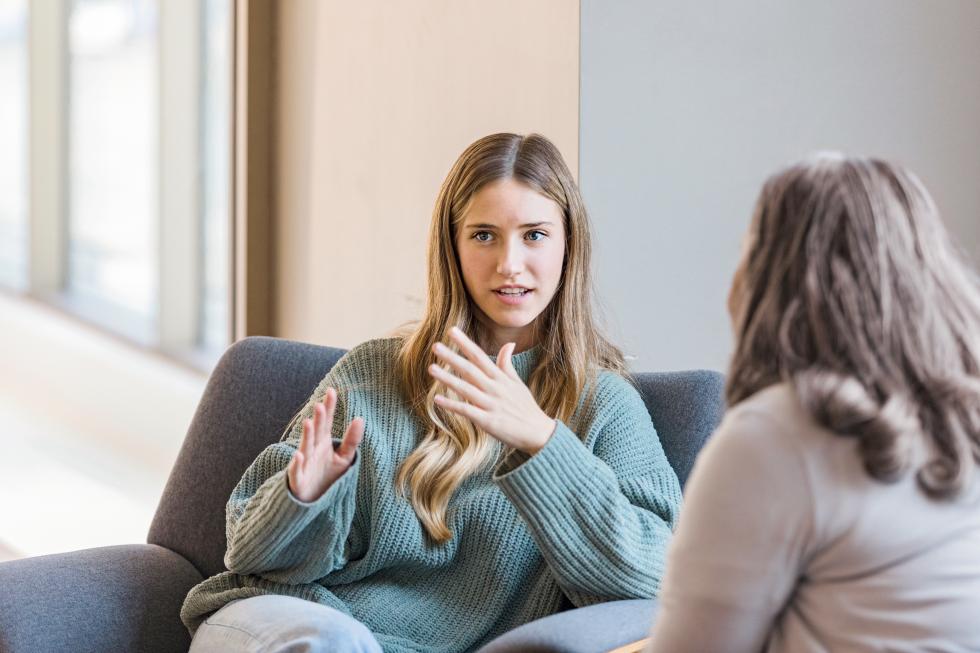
[
  {"x1": 498, "y1": 342, "x2": 518, "y2": 377},
  {"x1": 336, "y1": 417, "x2": 365, "y2": 462}
]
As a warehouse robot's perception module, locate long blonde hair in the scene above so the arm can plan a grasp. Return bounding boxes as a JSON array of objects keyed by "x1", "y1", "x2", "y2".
[
  {"x1": 728, "y1": 154, "x2": 980, "y2": 499},
  {"x1": 396, "y1": 133, "x2": 626, "y2": 542}
]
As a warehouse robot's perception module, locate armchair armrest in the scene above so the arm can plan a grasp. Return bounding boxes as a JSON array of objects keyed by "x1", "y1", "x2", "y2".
[
  {"x1": 477, "y1": 599, "x2": 656, "y2": 653},
  {"x1": 0, "y1": 543, "x2": 202, "y2": 653}
]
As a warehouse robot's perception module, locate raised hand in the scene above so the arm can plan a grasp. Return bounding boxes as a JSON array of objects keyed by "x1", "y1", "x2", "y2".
[
  {"x1": 286, "y1": 387, "x2": 365, "y2": 503},
  {"x1": 428, "y1": 327, "x2": 556, "y2": 455}
]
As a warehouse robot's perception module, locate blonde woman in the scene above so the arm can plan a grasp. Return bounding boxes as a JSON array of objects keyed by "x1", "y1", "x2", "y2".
[
  {"x1": 182, "y1": 133, "x2": 682, "y2": 652},
  {"x1": 648, "y1": 155, "x2": 980, "y2": 652}
]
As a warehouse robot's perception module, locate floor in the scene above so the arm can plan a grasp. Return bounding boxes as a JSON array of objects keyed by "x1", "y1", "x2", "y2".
[
  {"x1": 0, "y1": 396, "x2": 167, "y2": 560},
  {"x1": 0, "y1": 292, "x2": 206, "y2": 562}
]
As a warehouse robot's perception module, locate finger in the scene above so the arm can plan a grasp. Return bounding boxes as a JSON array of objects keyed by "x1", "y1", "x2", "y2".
[
  {"x1": 434, "y1": 393, "x2": 486, "y2": 424},
  {"x1": 336, "y1": 417, "x2": 365, "y2": 462},
  {"x1": 302, "y1": 418, "x2": 316, "y2": 461},
  {"x1": 318, "y1": 388, "x2": 338, "y2": 443},
  {"x1": 311, "y1": 404, "x2": 324, "y2": 447},
  {"x1": 448, "y1": 327, "x2": 502, "y2": 378},
  {"x1": 428, "y1": 363, "x2": 491, "y2": 408},
  {"x1": 321, "y1": 386, "x2": 337, "y2": 410},
  {"x1": 433, "y1": 342, "x2": 491, "y2": 389},
  {"x1": 288, "y1": 450, "x2": 304, "y2": 491}
]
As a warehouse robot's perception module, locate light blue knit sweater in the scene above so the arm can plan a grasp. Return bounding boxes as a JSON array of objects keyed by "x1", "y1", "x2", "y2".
[{"x1": 181, "y1": 337, "x2": 682, "y2": 652}]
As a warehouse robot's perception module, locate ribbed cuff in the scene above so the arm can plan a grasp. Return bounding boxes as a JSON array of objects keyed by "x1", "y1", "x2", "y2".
[
  {"x1": 492, "y1": 422, "x2": 667, "y2": 597},
  {"x1": 229, "y1": 445, "x2": 360, "y2": 570},
  {"x1": 492, "y1": 421, "x2": 593, "y2": 502}
]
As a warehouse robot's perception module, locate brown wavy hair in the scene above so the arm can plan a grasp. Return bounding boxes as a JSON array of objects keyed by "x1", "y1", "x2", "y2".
[
  {"x1": 727, "y1": 154, "x2": 980, "y2": 499},
  {"x1": 395, "y1": 133, "x2": 627, "y2": 542}
]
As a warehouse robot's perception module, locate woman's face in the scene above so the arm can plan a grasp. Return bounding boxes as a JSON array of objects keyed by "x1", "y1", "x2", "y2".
[{"x1": 456, "y1": 178, "x2": 566, "y2": 353}]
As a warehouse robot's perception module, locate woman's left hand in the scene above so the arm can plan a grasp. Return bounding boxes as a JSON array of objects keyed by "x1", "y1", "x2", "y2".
[{"x1": 428, "y1": 327, "x2": 557, "y2": 455}]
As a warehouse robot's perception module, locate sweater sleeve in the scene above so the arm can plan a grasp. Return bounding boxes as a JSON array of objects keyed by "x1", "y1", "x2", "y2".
[
  {"x1": 646, "y1": 407, "x2": 813, "y2": 653},
  {"x1": 493, "y1": 377, "x2": 683, "y2": 606},
  {"x1": 222, "y1": 366, "x2": 361, "y2": 585}
]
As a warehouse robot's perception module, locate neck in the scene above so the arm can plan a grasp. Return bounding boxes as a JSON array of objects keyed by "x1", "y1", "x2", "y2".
[
  {"x1": 490, "y1": 330, "x2": 537, "y2": 354},
  {"x1": 475, "y1": 318, "x2": 539, "y2": 355}
]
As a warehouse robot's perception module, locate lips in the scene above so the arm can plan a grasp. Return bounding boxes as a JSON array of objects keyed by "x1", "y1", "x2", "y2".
[{"x1": 493, "y1": 286, "x2": 534, "y2": 305}]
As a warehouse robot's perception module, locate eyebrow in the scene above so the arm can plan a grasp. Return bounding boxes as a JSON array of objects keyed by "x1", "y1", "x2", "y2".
[{"x1": 464, "y1": 221, "x2": 554, "y2": 229}]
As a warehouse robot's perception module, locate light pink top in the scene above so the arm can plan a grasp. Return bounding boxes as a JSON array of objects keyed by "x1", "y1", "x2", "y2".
[{"x1": 648, "y1": 383, "x2": 980, "y2": 653}]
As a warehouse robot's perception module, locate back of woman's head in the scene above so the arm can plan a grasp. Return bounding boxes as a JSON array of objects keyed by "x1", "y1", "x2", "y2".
[{"x1": 728, "y1": 154, "x2": 980, "y2": 498}]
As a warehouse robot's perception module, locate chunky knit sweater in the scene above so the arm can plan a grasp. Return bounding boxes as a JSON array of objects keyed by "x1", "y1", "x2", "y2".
[{"x1": 181, "y1": 337, "x2": 682, "y2": 652}]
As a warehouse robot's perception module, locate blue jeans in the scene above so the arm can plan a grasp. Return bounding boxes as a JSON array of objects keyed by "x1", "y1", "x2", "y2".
[{"x1": 189, "y1": 595, "x2": 383, "y2": 653}]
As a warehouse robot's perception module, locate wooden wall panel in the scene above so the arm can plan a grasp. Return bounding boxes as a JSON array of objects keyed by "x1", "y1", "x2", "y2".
[{"x1": 274, "y1": 0, "x2": 579, "y2": 347}]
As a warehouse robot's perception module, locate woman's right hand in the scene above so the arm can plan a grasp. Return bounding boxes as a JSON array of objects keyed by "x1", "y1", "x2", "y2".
[{"x1": 286, "y1": 387, "x2": 365, "y2": 503}]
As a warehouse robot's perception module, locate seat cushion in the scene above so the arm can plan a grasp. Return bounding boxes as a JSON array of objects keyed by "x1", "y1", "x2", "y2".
[{"x1": 477, "y1": 599, "x2": 657, "y2": 653}]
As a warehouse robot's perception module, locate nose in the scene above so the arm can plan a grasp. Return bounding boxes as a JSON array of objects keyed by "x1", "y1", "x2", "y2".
[{"x1": 496, "y1": 238, "x2": 525, "y2": 279}]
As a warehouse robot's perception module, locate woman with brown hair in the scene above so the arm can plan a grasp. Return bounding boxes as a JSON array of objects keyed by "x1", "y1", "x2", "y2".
[
  {"x1": 648, "y1": 154, "x2": 980, "y2": 652},
  {"x1": 181, "y1": 133, "x2": 682, "y2": 652}
]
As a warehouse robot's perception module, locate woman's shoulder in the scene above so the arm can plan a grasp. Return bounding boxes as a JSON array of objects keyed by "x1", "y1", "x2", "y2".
[
  {"x1": 343, "y1": 336, "x2": 404, "y2": 360},
  {"x1": 591, "y1": 369, "x2": 645, "y2": 411},
  {"x1": 327, "y1": 336, "x2": 405, "y2": 383},
  {"x1": 689, "y1": 384, "x2": 815, "y2": 503},
  {"x1": 712, "y1": 383, "x2": 819, "y2": 460},
  {"x1": 573, "y1": 370, "x2": 650, "y2": 432},
  {"x1": 729, "y1": 384, "x2": 823, "y2": 438}
]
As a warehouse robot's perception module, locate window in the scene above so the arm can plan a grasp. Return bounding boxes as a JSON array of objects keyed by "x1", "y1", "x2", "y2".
[
  {"x1": 6, "y1": 0, "x2": 232, "y2": 369},
  {"x1": 0, "y1": 0, "x2": 28, "y2": 290},
  {"x1": 66, "y1": 0, "x2": 159, "y2": 341}
]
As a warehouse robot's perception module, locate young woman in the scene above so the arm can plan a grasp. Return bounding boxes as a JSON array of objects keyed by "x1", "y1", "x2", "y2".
[
  {"x1": 182, "y1": 133, "x2": 682, "y2": 652},
  {"x1": 648, "y1": 155, "x2": 980, "y2": 652}
]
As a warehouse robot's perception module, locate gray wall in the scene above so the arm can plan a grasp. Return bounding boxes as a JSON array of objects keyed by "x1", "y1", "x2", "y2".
[{"x1": 580, "y1": 0, "x2": 980, "y2": 373}]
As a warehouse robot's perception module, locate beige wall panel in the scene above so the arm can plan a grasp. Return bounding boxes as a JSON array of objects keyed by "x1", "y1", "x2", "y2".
[{"x1": 275, "y1": 0, "x2": 579, "y2": 348}]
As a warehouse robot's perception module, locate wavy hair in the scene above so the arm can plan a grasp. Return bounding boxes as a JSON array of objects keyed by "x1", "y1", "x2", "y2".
[
  {"x1": 727, "y1": 154, "x2": 980, "y2": 499},
  {"x1": 395, "y1": 133, "x2": 627, "y2": 542}
]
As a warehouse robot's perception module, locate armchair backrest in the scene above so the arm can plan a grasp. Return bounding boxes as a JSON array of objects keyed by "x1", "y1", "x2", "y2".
[
  {"x1": 148, "y1": 337, "x2": 725, "y2": 580},
  {"x1": 149, "y1": 337, "x2": 344, "y2": 578},
  {"x1": 630, "y1": 370, "x2": 726, "y2": 489}
]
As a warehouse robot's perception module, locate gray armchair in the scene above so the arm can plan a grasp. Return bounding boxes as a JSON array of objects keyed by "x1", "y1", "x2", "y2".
[{"x1": 0, "y1": 337, "x2": 725, "y2": 653}]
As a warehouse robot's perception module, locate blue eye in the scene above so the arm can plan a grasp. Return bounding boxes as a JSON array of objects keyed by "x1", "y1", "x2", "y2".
[
  {"x1": 526, "y1": 230, "x2": 547, "y2": 241},
  {"x1": 473, "y1": 231, "x2": 493, "y2": 242}
]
